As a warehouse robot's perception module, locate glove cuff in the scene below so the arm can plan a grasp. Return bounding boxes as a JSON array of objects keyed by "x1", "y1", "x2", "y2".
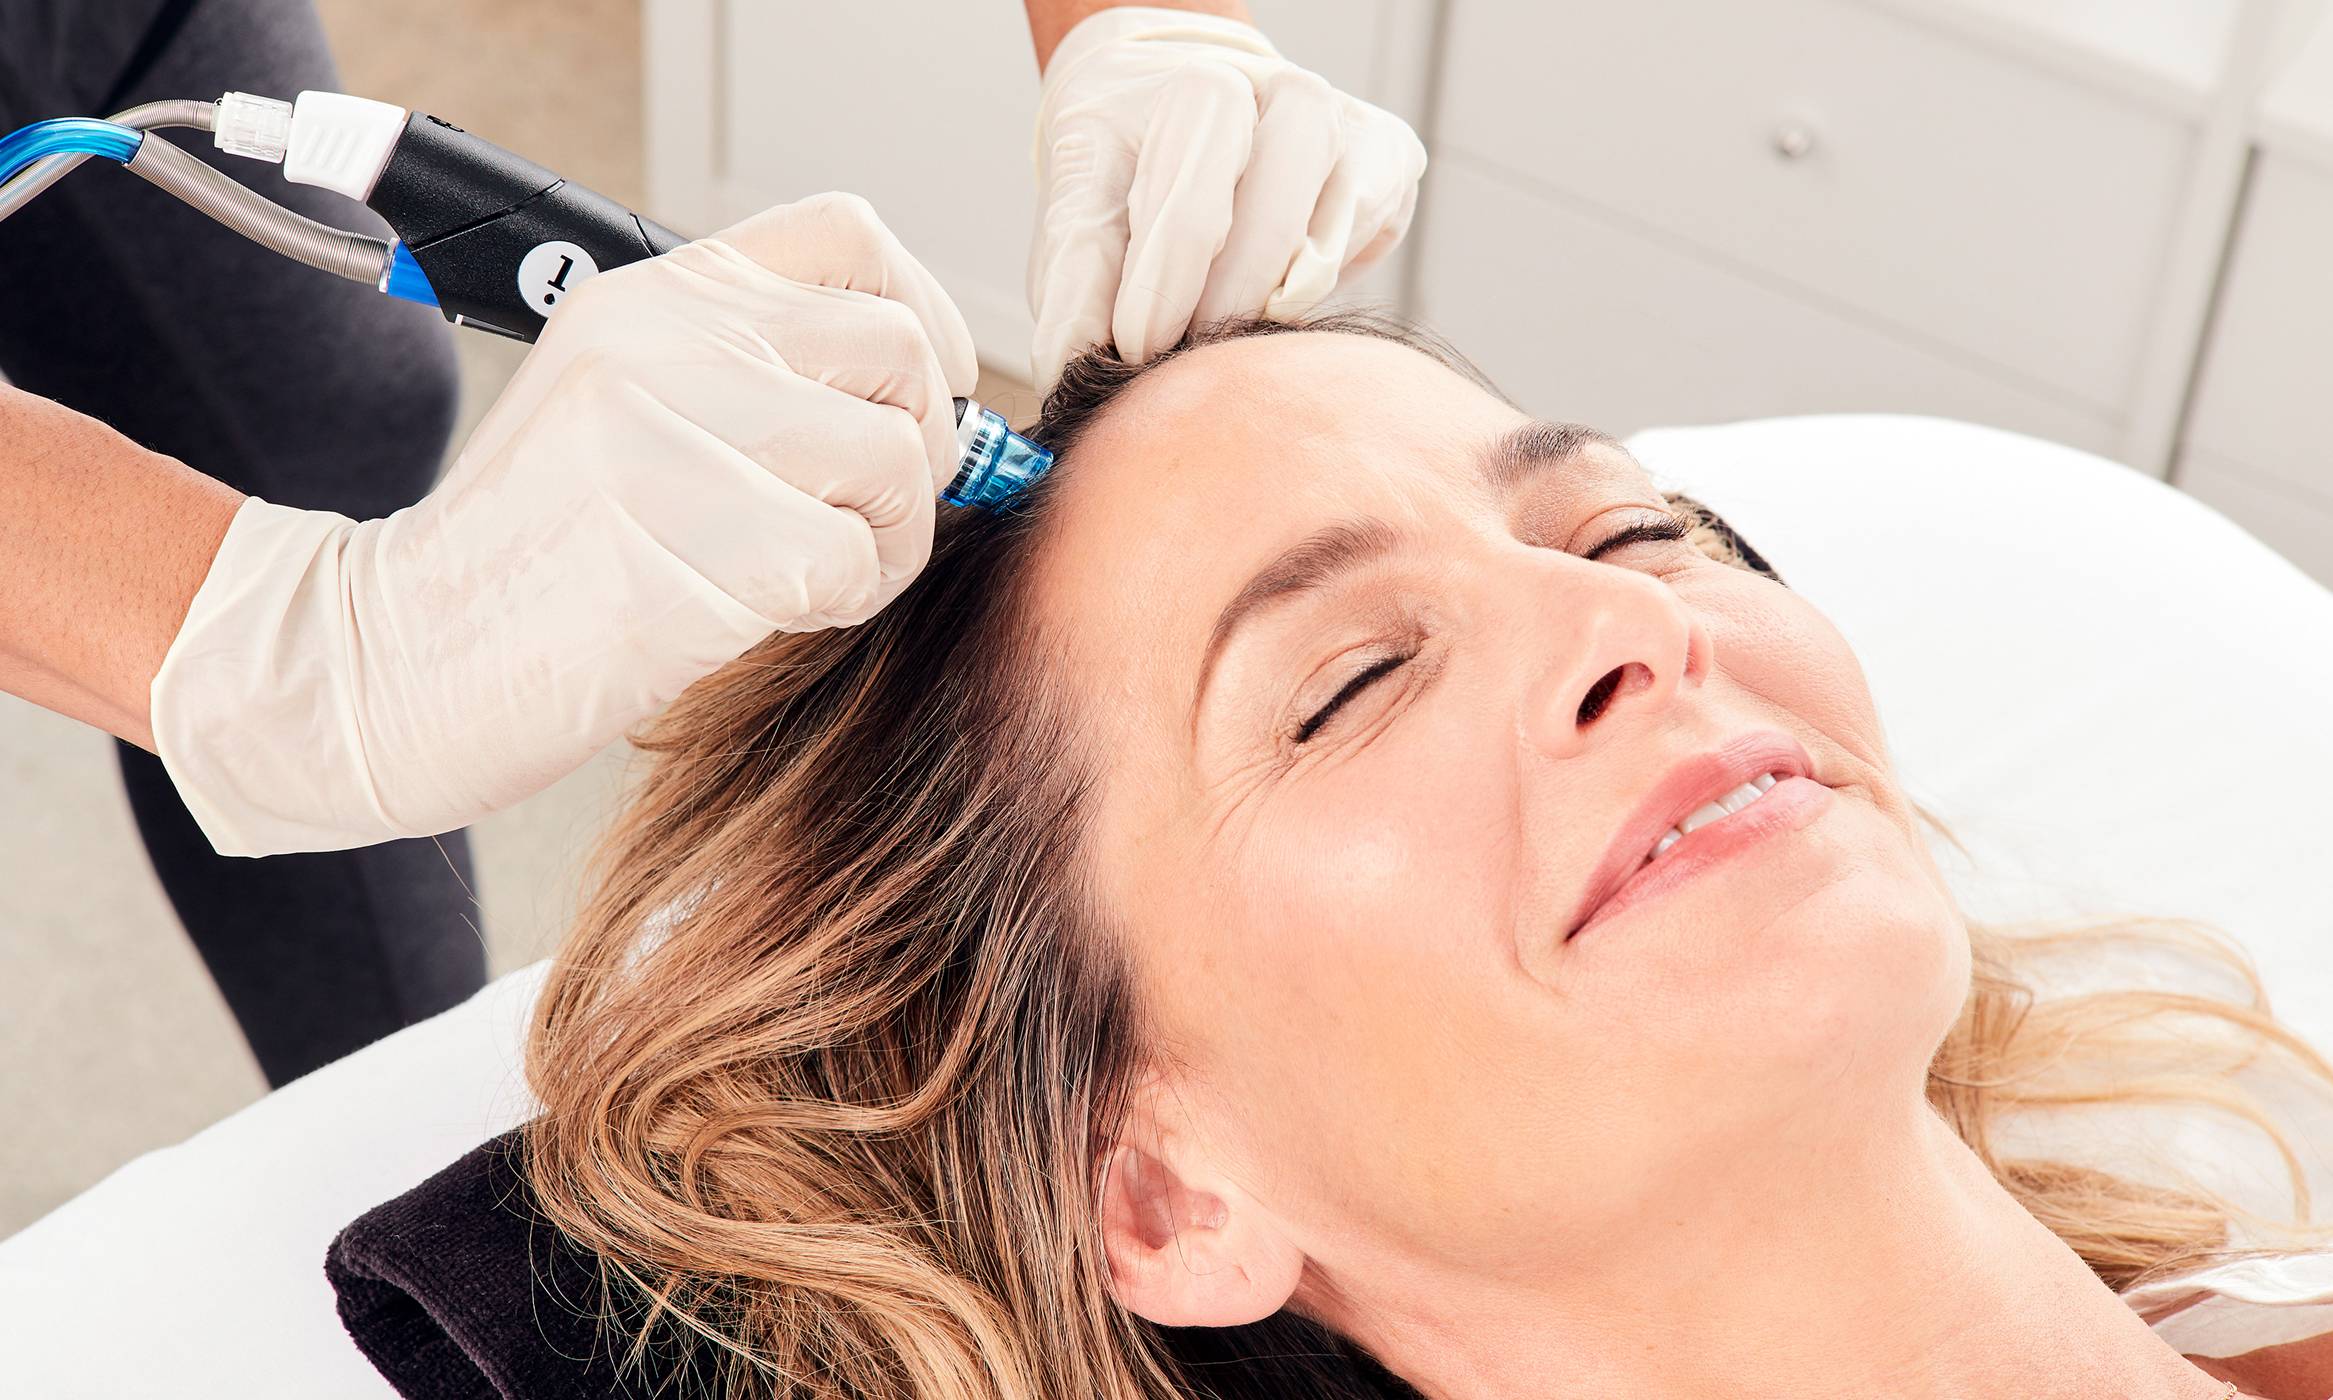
[
  {"x1": 151, "y1": 496, "x2": 385, "y2": 856},
  {"x1": 1042, "y1": 6, "x2": 1283, "y2": 90}
]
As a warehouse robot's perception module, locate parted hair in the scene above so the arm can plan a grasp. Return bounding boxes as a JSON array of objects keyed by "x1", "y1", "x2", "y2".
[{"x1": 524, "y1": 313, "x2": 2333, "y2": 1399}]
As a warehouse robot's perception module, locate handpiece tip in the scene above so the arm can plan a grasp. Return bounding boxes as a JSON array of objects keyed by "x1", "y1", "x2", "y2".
[{"x1": 945, "y1": 400, "x2": 1053, "y2": 510}]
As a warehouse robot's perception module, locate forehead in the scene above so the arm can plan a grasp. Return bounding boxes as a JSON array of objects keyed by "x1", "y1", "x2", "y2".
[
  {"x1": 1028, "y1": 331, "x2": 1528, "y2": 631},
  {"x1": 1059, "y1": 330, "x2": 1525, "y2": 519}
]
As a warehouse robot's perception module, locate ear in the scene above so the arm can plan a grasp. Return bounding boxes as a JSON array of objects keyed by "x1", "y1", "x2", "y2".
[{"x1": 1099, "y1": 1084, "x2": 1305, "y2": 1329}]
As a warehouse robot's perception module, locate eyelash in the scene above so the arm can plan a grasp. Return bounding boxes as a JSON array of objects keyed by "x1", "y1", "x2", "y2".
[
  {"x1": 1294, "y1": 651, "x2": 1409, "y2": 743},
  {"x1": 1584, "y1": 512, "x2": 1692, "y2": 559},
  {"x1": 1291, "y1": 510, "x2": 1692, "y2": 743}
]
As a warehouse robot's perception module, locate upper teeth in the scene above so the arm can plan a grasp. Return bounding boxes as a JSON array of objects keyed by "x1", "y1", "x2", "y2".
[{"x1": 1648, "y1": 773, "x2": 1780, "y2": 861}]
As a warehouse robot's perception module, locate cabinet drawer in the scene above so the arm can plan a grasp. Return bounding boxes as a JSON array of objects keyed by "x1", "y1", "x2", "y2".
[
  {"x1": 1413, "y1": 158, "x2": 2116, "y2": 452},
  {"x1": 1438, "y1": 0, "x2": 2194, "y2": 411},
  {"x1": 2182, "y1": 154, "x2": 2333, "y2": 501}
]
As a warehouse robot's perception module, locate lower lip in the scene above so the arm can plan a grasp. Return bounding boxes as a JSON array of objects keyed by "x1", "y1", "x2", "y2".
[{"x1": 1569, "y1": 777, "x2": 1833, "y2": 941}]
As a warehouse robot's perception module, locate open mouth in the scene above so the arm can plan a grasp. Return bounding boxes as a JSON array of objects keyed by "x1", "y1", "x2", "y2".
[
  {"x1": 1644, "y1": 772, "x2": 1783, "y2": 863},
  {"x1": 1564, "y1": 734, "x2": 1823, "y2": 941}
]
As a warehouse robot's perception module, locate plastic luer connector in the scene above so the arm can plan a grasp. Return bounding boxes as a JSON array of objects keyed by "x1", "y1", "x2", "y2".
[
  {"x1": 945, "y1": 400, "x2": 1054, "y2": 510},
  {"x1": 213, "y1": 92, "x2": 293, "y2": 162}
]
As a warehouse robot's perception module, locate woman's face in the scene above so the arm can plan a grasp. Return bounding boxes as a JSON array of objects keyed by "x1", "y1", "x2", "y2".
[{"x1": 1025, "y1": 332, "x2": 1969, "y2": 1304}]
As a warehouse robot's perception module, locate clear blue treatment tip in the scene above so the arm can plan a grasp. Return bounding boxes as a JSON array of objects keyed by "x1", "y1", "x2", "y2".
[{"x1": 945, "y1": 399, "x2": 1053, "y2": 510}]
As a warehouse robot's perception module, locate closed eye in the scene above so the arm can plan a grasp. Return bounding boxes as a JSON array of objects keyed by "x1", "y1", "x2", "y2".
[
  {"x1": 1586, "y1": 513, "x2": 1692, "y2": 560},
  {"x1": 1296, "y1": 653, "x2": 1409, "y2": 743},
  {"x1": 1291, "y1": 514, "x2": 1687, "y2": 745}
]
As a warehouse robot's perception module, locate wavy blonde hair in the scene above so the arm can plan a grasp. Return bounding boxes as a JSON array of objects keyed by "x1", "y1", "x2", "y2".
[{"x1": 525, "y1": 315, "x2": 2333, "y2": 1398}]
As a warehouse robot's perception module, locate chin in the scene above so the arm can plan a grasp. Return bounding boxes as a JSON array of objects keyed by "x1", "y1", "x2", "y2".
[
  {"x1": 1646, "y1": 863, "x2": 1972, "y2": 1125},
  {"x1": 1789, "y1": 876, "x2": 1967, "y2": 1076}
]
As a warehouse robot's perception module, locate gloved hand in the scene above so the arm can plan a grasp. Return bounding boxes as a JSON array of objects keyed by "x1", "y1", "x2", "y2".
[
  {"x1": 151, "y1": 193, "x2": 977, "y2": 856},
  {"x1": 1027, "y1": 6, "x2": 1428, "y2": 388}
]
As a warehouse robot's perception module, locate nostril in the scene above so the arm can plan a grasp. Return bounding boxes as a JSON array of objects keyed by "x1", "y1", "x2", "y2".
[
  {"x1": 1577, "y1": 666, "x2": 1625, "y2": 726},
  {"x1": 1576, "y1": 662, "x2": 1652, "y2": 727}
]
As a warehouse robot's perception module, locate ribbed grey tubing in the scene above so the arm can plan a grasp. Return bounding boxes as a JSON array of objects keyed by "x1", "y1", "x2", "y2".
[
  {"x1": 123, "y1": 135, "x2": 390, "y2": 285},
  {"x1": 0, "y1": 98, "x2": 217, "y2": 221}
]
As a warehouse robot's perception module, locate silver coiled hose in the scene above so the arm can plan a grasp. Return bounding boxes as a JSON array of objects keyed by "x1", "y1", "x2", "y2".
[
  {"x1": 0, "y1": 98, "x2": 217, "y2": 220},
  {"x1": 122, "y1": 136, "x2": 389, "y2": 285}
]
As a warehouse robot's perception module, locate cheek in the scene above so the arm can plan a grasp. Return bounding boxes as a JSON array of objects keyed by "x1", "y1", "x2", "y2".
[
  {"x1": 1122, "y1": 702, "x2": 1563, "y2": 1245},
  {"x1": 1713, "y1": 587, "x2": 1863, "y2": 705},
  {"x1": 1252, "y1": 711, "x2": 1518, "y2": 956},
  {"x1": 1149, "y1": 662, "x2": 1526, "y2": 1012},
  {"x1": 1700, "y1": 580, "x2": 1901, "y2": 795}
]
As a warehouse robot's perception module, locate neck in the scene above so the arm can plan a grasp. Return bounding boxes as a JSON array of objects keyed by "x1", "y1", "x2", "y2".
[{"x1": 1323, "y1": 1102, "x2": 2228, "y2": 1400}]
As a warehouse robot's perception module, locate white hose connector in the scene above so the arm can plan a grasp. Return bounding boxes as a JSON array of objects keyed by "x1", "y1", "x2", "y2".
[
  {"x1": 212, "y1": 91, "x2": 292, "y2": 162},
  {"x1": 283, "y1": 91, "x2": 409, "y2": 202}
]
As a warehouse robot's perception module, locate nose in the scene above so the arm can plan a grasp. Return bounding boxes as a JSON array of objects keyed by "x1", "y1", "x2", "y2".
[{"x1": 1520, "y1": 567, "x2": 1710, "y2": 760}]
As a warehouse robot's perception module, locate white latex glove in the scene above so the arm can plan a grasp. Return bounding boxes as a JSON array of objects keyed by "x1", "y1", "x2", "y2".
[
  {"x1": 1028, "y1": 6, "x2": 1428, "y2": 388},
  {"x1": 151, "y1": 193, "x2": 977, "y2": 856}
]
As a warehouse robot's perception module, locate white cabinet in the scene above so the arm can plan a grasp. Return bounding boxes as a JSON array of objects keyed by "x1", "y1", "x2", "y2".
[
  {"x1": 1432, "y1": 0, "x2": 2195, "y2": 415},
  {"x1": 1414, "y1": 159, "x2": 2116, "y2": 450},
  {"x1": 2174, "y1": 14, "x2": 2333, "y2": 584},
  {"x1": 1411, "y1": 0, "x2": 2318, "y2": 463},
  {"x1": 2182, "y1": 157, "x2": 2333, "y2": 479}
]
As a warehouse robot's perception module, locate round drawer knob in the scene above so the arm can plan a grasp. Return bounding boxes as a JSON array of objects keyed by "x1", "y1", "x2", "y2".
[{"x1": 1772, "y1": 123, "x2": 1817, "y2": 161}]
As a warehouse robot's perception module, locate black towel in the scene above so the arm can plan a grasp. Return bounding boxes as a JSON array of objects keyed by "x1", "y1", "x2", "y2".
[{"x1": 325, "y1": 1129, "x2": 712, "y2": 1400}]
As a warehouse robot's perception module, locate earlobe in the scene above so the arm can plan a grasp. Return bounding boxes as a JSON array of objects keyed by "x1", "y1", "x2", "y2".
[{"x1": 1099, "y1": 1134, "x2": 1304, "y2": 1329}]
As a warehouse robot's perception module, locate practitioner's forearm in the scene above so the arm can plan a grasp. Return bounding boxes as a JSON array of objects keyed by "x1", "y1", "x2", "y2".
[
  {"x1": 1022, "y1": 0, "x2": 1253, "y2": 70},
  {"x1": 0, "y1": 651, "x2": 153, "y2": 746},
  {"x1": 0, "y1": 384, "x2": 242, "y2": 750}
]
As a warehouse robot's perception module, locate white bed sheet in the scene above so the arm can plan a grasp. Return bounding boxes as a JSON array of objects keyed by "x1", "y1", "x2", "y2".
[
  {"x1": 0, "y1": 960, "x2": 545, "y2": 1396},
  {"x1": 5, "y1": 415, "x2": 2330, "y2": 1397}
]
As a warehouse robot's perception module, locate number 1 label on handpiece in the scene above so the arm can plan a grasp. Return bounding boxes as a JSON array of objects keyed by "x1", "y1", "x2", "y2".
[{"x1": 518, "y1": 240, "x2": 600, "y2": 316}]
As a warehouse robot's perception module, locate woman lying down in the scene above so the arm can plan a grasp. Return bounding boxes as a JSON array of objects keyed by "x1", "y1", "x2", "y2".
[{"x1": 344, "y1": 314, "x2": 2333, "y2": 1399}]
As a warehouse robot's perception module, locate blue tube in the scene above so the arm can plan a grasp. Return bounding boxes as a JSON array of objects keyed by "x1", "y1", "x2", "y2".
[
  {"x1": 380, "y1": 242, "x2": 439, "y2": 307},
  {"x1": 0, "y1": 118, "x2": 142, "y2": 185}
]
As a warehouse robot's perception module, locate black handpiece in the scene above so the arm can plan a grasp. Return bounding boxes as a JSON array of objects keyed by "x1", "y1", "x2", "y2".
[
  {"x1": 355, "y1": 116, "x2": 1055, "y2": 508},
  {"x1": 364, "y1": 111, "x2": 686, "y2": 341}
]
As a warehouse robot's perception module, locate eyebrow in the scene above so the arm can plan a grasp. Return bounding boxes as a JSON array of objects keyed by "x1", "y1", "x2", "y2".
[
  {"x1": 1189, "y1": 420, "x2": 1617, "y2": 721},
  {"x1": 1481, "y1": 420, "x2": 1618, "y2": 491},
  {"x1": 1196, "y1": 517, "x2": 1401, "y2": 700}
]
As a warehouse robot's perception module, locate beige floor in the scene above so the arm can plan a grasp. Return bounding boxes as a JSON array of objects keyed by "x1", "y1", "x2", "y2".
[{"x1": 0, "y1": 0, "x2": 644, "y2": 1238}]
